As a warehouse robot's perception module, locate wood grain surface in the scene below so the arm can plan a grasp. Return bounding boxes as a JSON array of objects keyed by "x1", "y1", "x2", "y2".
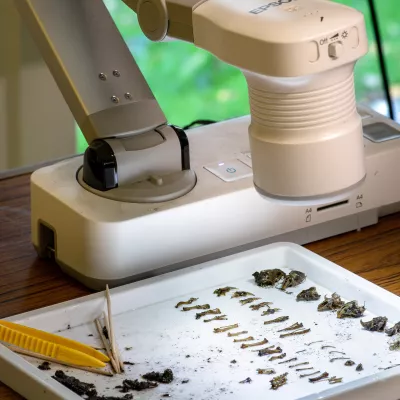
[{"x1": 1, "y1": 173, "x2": 400, "y2": 399}]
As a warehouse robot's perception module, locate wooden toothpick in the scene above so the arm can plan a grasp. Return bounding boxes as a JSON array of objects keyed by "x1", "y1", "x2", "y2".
[
  {"x1": 95, "y1": 318, "x2": 119, "y2": 373},
  {"x1": 103, "y1": 311, "x2": 124, "y2": 373},
  {"x1": 105, "y1": 284, "x2": 121, "y2": 373}
]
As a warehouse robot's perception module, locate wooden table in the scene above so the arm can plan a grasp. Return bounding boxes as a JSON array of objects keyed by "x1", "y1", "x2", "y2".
[{"x1": 1, "y1": 173, "x2": 400, "y2": 399}]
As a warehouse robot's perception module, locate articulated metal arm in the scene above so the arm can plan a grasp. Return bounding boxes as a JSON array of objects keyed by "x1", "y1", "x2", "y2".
[{"x1": 14, "y1": 0, "x2": 197, "y2": 202}]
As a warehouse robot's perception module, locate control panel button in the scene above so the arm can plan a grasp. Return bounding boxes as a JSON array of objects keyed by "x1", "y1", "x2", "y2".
[
  {"x1": 241, "y1": 152, "x2": 252, "y2": 167},
  {"x1": 328, "y1": 41, "x2": 344, "y2": 59},
  {"x1": 308, "y1": 41, "x2": 319, "y2": 63},
  {"x1": 349, "y1": 27, "x2": 359, "y2": 49},
  {"x1": 204, "y1": 159, "x2": 252, "y2": 182},
  {"x1": 363, "y1": 122, "x2": 400, "y2": 143}
]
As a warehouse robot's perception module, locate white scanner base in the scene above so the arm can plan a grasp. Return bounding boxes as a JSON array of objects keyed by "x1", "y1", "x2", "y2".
[{"x1": 31, "y1": 106, "x2": 400, "y2": 290}]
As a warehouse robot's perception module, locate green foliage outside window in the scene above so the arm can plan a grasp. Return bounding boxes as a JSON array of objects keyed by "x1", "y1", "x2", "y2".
[{"x1": 76, "y1": 0, "x2": 400, "y2": 152}]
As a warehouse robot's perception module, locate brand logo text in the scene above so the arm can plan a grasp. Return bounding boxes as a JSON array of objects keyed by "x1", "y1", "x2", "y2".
[{"x1": 250, "y1": 0, "x2": 297, "y2": 15}]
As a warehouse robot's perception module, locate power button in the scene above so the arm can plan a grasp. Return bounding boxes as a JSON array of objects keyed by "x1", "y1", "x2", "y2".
[
  {"x1": 328, "y1": 41, "x2": 344, "y2": 59},
  {"x1": 204, "y1": 159, "x2": 252, "y2": 182}
]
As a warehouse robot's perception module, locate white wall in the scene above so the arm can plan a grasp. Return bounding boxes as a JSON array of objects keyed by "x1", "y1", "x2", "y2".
[{"x1": 0, "y1": 0, "x2": 76, "y2": 171}]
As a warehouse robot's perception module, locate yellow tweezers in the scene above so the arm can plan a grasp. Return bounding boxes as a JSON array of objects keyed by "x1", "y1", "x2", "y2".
[{"x1": 0, "y1": 320, "x2": 109, "y2": 368}]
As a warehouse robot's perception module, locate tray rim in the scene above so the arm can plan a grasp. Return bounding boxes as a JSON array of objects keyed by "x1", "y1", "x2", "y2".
[{"x1": 2, "y1": 242, "x2": 400, "y2": 400}]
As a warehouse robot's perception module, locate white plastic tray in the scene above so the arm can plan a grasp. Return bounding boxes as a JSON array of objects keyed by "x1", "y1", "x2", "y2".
[{"x1": 1, "y1": 242, "x2": 400, "y2": 400}]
